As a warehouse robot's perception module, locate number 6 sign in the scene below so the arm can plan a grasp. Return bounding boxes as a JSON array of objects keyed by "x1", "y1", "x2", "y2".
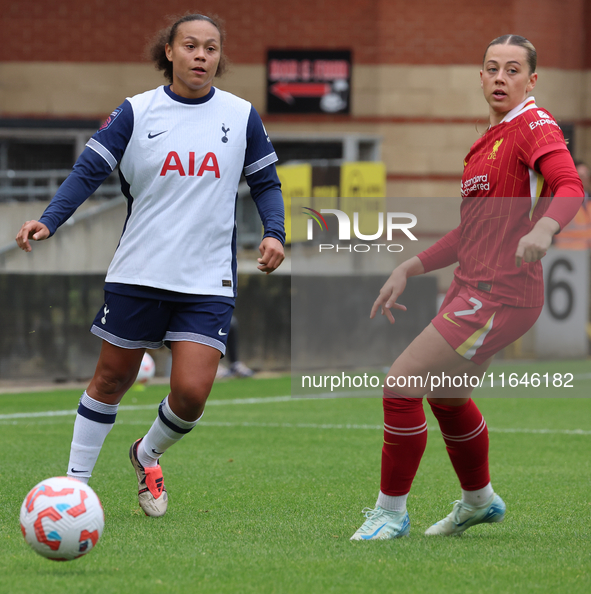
[{"x1": 535, "y1": 248, "x2": 589, "y2": 358}]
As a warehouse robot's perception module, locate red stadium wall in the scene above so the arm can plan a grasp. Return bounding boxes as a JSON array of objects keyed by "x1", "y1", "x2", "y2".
[
  {"x1": 0, "y1": 0, "x2": 588, "y2": 69},
  {"x1": 0, "y1": 0, "x2": 589, "y2": 198}
]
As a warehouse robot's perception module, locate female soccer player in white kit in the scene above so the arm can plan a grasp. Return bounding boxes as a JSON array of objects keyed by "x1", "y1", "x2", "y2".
[
  {"x1": 351, "y1": 34, "x2": 584, "y2": 540},
  {"x1": 16, "y1": 14, "x2": 285, "y2": 517}
]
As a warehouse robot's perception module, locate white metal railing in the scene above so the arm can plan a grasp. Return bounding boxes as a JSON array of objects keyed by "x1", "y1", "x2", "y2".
[
  {"x1": 0, "y1": 170, "x2": 262, "y2": 256},
  {"x1": 0, "y1": 169, "x2": 121, "y2": 202}
]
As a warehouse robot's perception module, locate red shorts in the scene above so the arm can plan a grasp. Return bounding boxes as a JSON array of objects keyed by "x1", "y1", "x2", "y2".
[{"x1": 431, "y1": 280, "x2": 542, "y2": 365}]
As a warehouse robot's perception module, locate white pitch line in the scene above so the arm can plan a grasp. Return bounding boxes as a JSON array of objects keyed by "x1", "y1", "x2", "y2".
[
  {"x1": 106, "y1": 420, "x2": 591, "y2": 435},
  {"x1": 487, "y1": 427, "x2": 591, "y2": 435},
  {"x1": 1, "y1": 397, "x2": 590, "y2": 436},
  {"x1": 0, "y1": 395, "x2": 293, "y2": 421},
  {"x1": 188, "y1": 422, "x2": 591, "y2": 435}
]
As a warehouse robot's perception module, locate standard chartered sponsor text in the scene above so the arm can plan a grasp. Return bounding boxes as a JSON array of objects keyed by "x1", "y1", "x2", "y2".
[{"x1": 461, "y1": 173, "x2": 490, "y2": 197}]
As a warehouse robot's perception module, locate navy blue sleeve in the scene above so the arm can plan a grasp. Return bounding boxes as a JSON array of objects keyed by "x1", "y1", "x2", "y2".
[
  {"x1": 38, "y1": 100, "x2": 134, "y2": 236},
  {"x1": 86, "y1": 100, "x2": 134, "y2": 167},
  {"x1": 243, "y1": 106, "x2": 278, "y2": 176},
  {"x1": 245, "y1": 163, "x2": 286, "y2": 245},
  {"x1": 38, "y1": 148, "x2": 114, "y2": 236}
]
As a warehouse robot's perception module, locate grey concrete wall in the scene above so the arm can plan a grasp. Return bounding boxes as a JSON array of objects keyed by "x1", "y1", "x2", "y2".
[
  {"x1": 0, "y1": 272, "x2": 291, "y2": 381},
  {"x1": 0, "y1": 199, "x2": 127, "y2": 273}
]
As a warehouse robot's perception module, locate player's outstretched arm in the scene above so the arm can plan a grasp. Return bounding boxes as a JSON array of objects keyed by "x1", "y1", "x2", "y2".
[
  {"x1": 514, "y1": 216, "x2": 560, "y2": 267},
  {"x1": 16, "y1": 220, "x2": 50, "y2": 252},
  {"x1": 257, "y1": 237, "x2": 285, "y2": 274},
  {"x1": 370, "y1": 255, "x2": 425, "y2": 324}
]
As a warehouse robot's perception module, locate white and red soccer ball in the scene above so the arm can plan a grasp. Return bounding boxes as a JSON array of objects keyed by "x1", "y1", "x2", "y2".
[
  {"x1": 20, "y1": 476, "x2": 104, "y2": 561},
  {"x1": 136, "y1": 352, "x2": 156, "y2": 384}
]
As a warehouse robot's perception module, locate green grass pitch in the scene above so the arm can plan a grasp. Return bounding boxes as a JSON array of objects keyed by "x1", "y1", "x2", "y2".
[{"x1": 1, "y1": 360, "x2": 590, "y2": 594}]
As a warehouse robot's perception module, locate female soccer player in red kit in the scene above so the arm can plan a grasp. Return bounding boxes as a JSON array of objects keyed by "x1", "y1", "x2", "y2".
[{"x1": 351, "y1": 35, "x2": 584, "y2": 540}]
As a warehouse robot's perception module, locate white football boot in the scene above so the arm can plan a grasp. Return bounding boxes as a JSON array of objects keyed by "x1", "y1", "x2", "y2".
[
  {"x1": 425, "y1": 493, "x2": 506, "y2": 536},
  {"x1": 350, "y1": 506, "x2": 410, "y2": 540},
  {"x1": 129, "y1": 439, "x2": 168, "y2": 517}
]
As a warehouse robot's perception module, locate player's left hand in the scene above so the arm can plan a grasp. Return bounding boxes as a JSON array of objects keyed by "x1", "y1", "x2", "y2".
[
  {"x1": 515, "y1": 217, "x2": 559, "y2": 267},
  {"x1": 257, "y1": 237, "x2": 285, "y2": 274}
]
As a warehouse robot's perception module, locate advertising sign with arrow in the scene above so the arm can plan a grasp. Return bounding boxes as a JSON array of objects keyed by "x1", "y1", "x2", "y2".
[{"x1": 267, "y1": 49, "x2": 351, "y2": 114}]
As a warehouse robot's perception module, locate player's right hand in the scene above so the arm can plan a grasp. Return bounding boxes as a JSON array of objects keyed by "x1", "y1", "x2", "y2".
[
  {"x1": 16, "y1": 220, "x2": 50, "y2": 252},
  {"x1": 370, "y1": 269, "x2": 408, "y2": 324}
]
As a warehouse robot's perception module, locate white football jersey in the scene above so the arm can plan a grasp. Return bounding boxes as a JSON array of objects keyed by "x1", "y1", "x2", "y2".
[{"x1": 85, "y1": 85, "x2": 278, "y2": 297}]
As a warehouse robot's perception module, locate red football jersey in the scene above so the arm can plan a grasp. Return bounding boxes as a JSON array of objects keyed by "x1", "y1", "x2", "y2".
[
  {"x1": 420, "y1": 98, "x2": 571, "y2": 308},
  {"x1": 456, "y1": 98, "x2": 569, "y2": 307},
  {"x1": 461, "y1": 97, "x2": 566, "y2": 199},
  {"x1": 454, "y1": 196, "x2": 552, "y2": 307}
]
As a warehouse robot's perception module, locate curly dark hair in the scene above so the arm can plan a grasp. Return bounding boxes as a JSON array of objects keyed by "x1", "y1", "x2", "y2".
[{"x1": 147, "y1": 13, "x2": 229, "y2": 84}]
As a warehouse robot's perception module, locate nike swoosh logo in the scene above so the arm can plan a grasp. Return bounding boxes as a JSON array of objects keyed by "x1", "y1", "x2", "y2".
[
  {"x1": 443, "y1": 313, "x2": 461, "y2": 327},
  {"x1": 151, "y1": 449, "x2": 164, "y2": 455},
  {"x1": 70, "y1": 468, "x2": 87, "y2": 474},
  {"x1": 148, "y1": 131, "x2": 167, "y2": 139},
  {"x1": 218, "y1": 329, "x2": 227, "y2": 336},
  {"x1": 456, "y1": 507, "x2": 497, "y2": 528},
  {"x1": 484, "y1": 506, "x2": 501, "y2": 520},
  {"x1": 360, "y1": 522, "x2": 387, "y2": 540}
]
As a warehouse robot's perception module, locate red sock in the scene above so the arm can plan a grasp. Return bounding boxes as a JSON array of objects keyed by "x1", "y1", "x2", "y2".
[
  {"x1": 381, "y1": 390, "x2": 428, "y2": 496},
  {"x1": 428, "y1": 398, "x2": 490, "y2": 491}
]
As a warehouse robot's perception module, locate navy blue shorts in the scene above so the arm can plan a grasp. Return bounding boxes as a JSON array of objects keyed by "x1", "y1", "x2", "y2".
[{"x1": 90, "y1": 291, "x2": 234, "y2": 355}]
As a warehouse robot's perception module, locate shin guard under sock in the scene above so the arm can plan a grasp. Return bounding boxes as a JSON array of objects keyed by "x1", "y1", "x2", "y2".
[
  {"x1": 428, "y1": 398, "x2": 490, "y2": 492},
  {"x1": 380, "y1": 390, "x2": 428, "y2": 497}
]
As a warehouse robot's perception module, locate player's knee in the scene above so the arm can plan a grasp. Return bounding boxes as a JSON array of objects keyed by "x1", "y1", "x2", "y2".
[
  {"x1": 92, "y1": 368, "x2": 136, "y2": 399},
  {"x1": 428, "y1": 396, "x2": 470, "y2": 407},
  {"x1": 383, "y1": 376, "x2": 427, "y2": 398},
  {"x1": 171, "y1": 384, "x2": 210, "y2": 412}
]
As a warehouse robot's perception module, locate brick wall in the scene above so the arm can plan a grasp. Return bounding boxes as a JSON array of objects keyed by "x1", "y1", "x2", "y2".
[
  {"x1": 1, "y1": 0, "x2": 589, "y2": 195},
  {"x1": 1, "y1": 0, "x2": 587, "y2": 68}
]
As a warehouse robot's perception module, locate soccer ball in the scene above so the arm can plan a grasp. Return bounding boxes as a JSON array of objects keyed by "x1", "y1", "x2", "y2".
[
  {"x1": 20, "y1": 476, "x2": 104, "y2": 561},
  {"x1": 136, "y1": 352, "x2": 156, "y2": 384}
]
